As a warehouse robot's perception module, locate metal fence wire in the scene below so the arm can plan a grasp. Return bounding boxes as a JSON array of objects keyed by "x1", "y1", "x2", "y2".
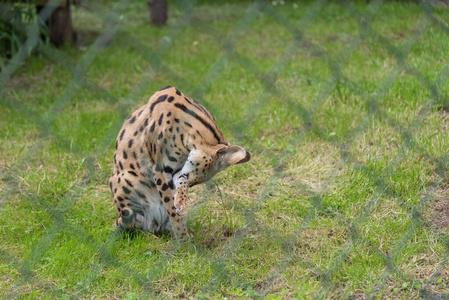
[{"x1": 1, "y1": 0, "x2": 449, "y2": 298}]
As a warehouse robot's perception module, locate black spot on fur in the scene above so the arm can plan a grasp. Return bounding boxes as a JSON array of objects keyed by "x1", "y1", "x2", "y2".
[
  {"x1": 150, "y1": 94, "x2": 168, "y2": 113},
  {"x1": 184, "y1": 121, "x2": 192, "y2": 127},
  {"x1": 123, "y1": 151, "x2": 128, "y2": 159},
  {"x1": 162, "y1": 183, "x2": 168, "y2": 191},
  {"x1": 150, "y1": 122, "x2": 156, "y2": 132},
  {"x1": 158, "y1": 132, "x2": 163, "y2": 140},
  {"x1": 120, "y1": 129, "x2": 126, "y2": 141},
  {"x1": 133, "y1": 131, "x2": 138, "y2": 136},
  {"x1": 128, "y1": 171, "x2": 138, "y2": 177},
  {"x1": 168, "y1": 180, "x2": 174, "y2": 189},
  {"x1": 128, "y1": 139, "x2": 133, "y2": 148},
  {"x1": 164, "y1": 166, "x2": 173, "y2": 173},
  {"x1": 165, "y1": 149, "x2": 178, "y2": 162},
  {"x1": 123, "y1": 186, "x2": 131, "y2": 194},
  {"x1": 167, "y1": 112, "x2": 172, "y2": 117},
  {"x1": 164, "y1": 197, "x2": 170, "y2": 203},
  {"x1": 175, "y1": 88, "x2": 181, "y2": 95},
  {"x1": 119, "y1": 161, "x2": 124, "y2": 170},
  {"x1": 130, "y1": 116, "x2": 136, "y2": 124},
  {"x1": 156, "y1": 179, "x2": 162, "y2": 185},
  {"x1": 125, "y1": 179, "x2": 133, "y2": 187},
  {"x1": 168, "y1": 96, "x2": 174, "y2": 103},
  {"x1": 184, "y1": 96, "x2": 192, "y2": 105},
  {"x1": 140, "y1": 180, "x2": 153, "y2": 189},
  {"x1": 117, "y1": 196, "x2": 124, "y2": 201},
  {"x1": 180, "y1": 134, "x2": 188, "y2": 150},
  {"x1": 159, "y1": 85, "x2": 172, "y2": 91},
  {"x1": 136, "y1": 190, "x2": 145, "y2": 198},
  {"x1": 158, "y1": 113, "x2": 164, "y2": 126}
]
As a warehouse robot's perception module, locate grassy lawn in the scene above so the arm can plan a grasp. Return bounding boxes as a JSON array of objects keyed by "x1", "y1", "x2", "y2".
[{"x1": 1, "y1": 0, "x2": 449, "y2": 298}]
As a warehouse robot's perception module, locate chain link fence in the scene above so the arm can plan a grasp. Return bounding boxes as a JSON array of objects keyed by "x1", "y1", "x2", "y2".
[{"x1": 1, "y1": 0, "x2": 449, "y2": 298}]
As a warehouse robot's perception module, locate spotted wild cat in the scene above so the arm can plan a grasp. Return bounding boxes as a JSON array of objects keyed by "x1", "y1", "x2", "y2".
[{"x1": 109, "y1": 86, "x2": 250, "y2": 239}]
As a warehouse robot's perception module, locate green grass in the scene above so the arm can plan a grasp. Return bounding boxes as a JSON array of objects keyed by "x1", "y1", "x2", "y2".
[{"x1": 2, "y1": 0, "x2": 449, "y2": 298}]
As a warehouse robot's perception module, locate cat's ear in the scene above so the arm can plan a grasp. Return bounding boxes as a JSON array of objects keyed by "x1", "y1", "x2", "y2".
[{"x1": 216, "y1": 146, "x2": 250, "y2": 167}]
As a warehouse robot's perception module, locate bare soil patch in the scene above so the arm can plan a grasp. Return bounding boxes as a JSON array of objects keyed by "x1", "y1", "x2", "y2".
[{"x1": 427, "y1": 187, "x2": 449, "y2": 232}]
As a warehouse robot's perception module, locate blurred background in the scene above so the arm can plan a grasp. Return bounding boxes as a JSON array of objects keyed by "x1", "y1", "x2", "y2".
[{"x1": 1, "y1": 0, "x2": 449, "y2": 298}]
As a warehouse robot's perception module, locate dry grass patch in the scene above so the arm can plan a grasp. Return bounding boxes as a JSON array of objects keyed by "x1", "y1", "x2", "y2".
[
  {"x1": 285, "y1": 141, "x2": 343, "y2": 193},
  {"x1": 351, "y1": 122, "x2": 402, "y2": 164},
  {"x1": 291, "y1": 225, "x2": 349, "y2": 266},
  {"x1": 425, "y1": 186, "x2": 449, "y2": 233}
]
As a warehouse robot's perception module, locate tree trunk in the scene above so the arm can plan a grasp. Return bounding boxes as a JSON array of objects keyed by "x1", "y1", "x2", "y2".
[
  {"x1": 37, "y1": 0, "x2": 76, "y2": 46},
  {"x1": 147, "y1": 0, "x2": 167, "y2": 27}
]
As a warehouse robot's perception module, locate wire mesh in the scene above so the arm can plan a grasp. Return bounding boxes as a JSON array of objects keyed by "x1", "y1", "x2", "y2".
[{"x1": 1, "y1": 0, "x2": 449, "y2": 298}]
